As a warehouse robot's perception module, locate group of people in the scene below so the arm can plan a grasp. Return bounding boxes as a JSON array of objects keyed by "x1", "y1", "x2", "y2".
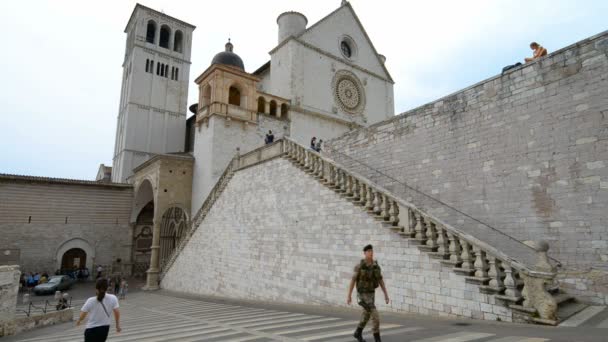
[
  {"x1": 105, "y1": 274, "x2": 128, "y2": 300},
  {"x1": 20, "y1": 272, "x2": 49, "y2": 289},
  {"x1": 264, "y1": 131, "x2": 324, "y2": 153},
  {"x1": 310, "y1": 137, "x2": 323, "y2": 152}
]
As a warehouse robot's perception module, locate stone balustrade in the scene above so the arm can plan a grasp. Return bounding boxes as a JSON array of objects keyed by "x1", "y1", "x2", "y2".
[
  {"x1": 282, "y1": 138, "x2": 559, "y2": 323},
  {"x1": 161, "y1": 138, "x2": 560, "y2": 323}
]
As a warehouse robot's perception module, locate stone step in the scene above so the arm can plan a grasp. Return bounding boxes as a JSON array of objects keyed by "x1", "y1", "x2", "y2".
[
  {"x1": 556, "y1": 301, "x2": 588, "y2": 322},
  {"x1": 554, "y1": 293, "x2": 575, "y2": 305}
]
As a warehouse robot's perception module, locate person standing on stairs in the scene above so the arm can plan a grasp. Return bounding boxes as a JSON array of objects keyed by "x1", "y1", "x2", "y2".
[
  {"x1": 347, "y1": 244, "x2": 390, "y2": 342},
  {"x1": 77, "y1": 278, "x2": 122, "y2": 341}
]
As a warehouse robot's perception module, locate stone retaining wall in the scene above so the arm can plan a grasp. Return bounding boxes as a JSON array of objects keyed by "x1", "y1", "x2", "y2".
[
  {"x1": 162, "y1": 158, "x2": 514, "y2": 322},
  {"x1": 0, "y1": 265, "x2": 20, "y2": 337},
  {"x1": 13, "y1": 308, "x2": 73, "y2": 335},
  {"x1": 325, "y1": 31, "x2": 608, "y2": 303}
]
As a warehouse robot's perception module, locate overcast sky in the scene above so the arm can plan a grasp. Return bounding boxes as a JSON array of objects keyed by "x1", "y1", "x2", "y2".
[{"x1": 0, "y1": 0, "x2": 606, "y2": 180}]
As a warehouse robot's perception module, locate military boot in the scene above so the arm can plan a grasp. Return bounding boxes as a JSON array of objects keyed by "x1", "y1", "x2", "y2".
[
  {"x1": 373, "y1": 332, "x2": 381, "y2": 342},
  {"x1": 353, "y1": 327, "x2": 366, "y2": 342}
]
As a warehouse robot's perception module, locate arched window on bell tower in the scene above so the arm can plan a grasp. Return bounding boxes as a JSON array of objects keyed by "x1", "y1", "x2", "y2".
[
  {"x1": 228, "y1": 86, "x2": 241, "y2": 107},
  {"x1": 174, "y1": 30, "x2": 183, "y2": 53},
  {"x1": 146, "y1": 20, "x2": 156, "y2": 44},
  {"x1": 160, "y1": 25, "x2": 171, "y2": 49}
]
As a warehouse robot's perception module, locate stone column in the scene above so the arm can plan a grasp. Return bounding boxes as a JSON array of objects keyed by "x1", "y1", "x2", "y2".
[
  {"x1": 264, "y1": 101, "x2": 270, "y2": 115},
  {"x1": 154, "y1": 25, "x2": 160, "y2": 45},
  {"x1": 144, "y1": 220, "x2": 162, "y2": 290},
  {"x1": 169, "y1": 30, "x2": 175, "y2": 51}
]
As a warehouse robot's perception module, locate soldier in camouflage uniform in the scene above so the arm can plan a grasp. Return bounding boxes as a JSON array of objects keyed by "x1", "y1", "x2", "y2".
[{"x1": 347, "y1": 244, "x2": 389, "y2": 342}]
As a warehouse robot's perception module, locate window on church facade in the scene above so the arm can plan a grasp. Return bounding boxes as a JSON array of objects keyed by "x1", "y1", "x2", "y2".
[
  {"x1": 341, "y1": 41, "x2": 352, "y2": 58},
  {"x1": 202, "y1": 85, "x2": 211, "y2": 107},
  {"x1": 229, "y1": 86, "x2": 241, "y2": 106},
  {"x1": 270, "y1": 100, "x2": 277, "y2": 116},
  {"x1": 174, "y1": 30, "x2": 183, "y2": 53},
  {"x1": 146, "y1": 20, "x2": 156, "y2": 44},
  {"x1": 159, "y1": 25, "x2": 171, "y2": 49},
  {"x1": 175, "y1": 68, "x2": 179, "y2": 81},
  {"x1": 145, "y1": 59, "x2": 150, "y2": 73}
]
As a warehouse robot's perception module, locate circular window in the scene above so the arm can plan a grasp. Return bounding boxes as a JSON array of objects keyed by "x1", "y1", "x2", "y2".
[
  {"x1": 339, "y1": 36, "x2": 357, "y2": 60},
  {"x1": 332, "y1": 70, "x2": 365, "y2": 114},
  {"x1": 340, "y1": 41, "x2": 352, "y2": 58}
]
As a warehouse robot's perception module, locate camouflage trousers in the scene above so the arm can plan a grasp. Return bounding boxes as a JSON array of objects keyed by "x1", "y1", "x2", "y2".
[{"x1": 357, "y1": 292, "x2": 380, "y2": 334}]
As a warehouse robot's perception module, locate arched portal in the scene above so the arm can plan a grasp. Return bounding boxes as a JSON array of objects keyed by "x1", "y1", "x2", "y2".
[
  {"x1": 131, "y1": 179, "x2": 155, "y2": 278},
  {"x1": 55, "y1": 238, "x2": 94, "y2": 274},
  {"x1": 61, "y1": 248, "x2": 86, "y2": 273},
  {"x1": 159, "y1": 207, "x2": 188, "y2": 271}
]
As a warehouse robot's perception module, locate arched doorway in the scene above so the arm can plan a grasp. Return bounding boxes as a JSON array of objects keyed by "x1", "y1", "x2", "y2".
[
  {"x1": 132, "y1": 179, "x2": 155, "y2": 278},
  {"x1": 61, "y1": 248, "x2": 86, "y2": 273}
]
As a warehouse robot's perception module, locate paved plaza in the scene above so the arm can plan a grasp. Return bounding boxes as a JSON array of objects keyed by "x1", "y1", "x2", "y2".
[{"x1": 7, "y1": 286, "x2": 608, "y2": 342}]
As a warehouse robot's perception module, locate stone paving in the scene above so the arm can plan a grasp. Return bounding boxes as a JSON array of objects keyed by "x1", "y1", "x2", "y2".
[{"x1": 6, "y1": 291, "x2": 608, "y2": 342}]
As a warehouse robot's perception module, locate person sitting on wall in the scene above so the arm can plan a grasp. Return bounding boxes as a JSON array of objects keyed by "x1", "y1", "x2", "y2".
[
  {"x1": 315, "y1": 139, "x2": 323, "y2": 152},
  {"x1": 525, "y1": 42, "x2": 548, "y2": 63},
  {"x1": 265, "y1": 130, "x2": 274, "y2": 144},
  {"x1": 310, "y1": 137, "x2": 317, "y2": 150}
]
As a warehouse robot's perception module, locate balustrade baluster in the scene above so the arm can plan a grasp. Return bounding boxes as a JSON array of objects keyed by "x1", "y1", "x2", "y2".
[
  {"x1": 414, "y1": 212, "x2": 426, "y2": 240},
  {"x1": 459, "y1": 241, "x2": 474, "y2": 272},
  {"x1": 316, "y1": 158, "x2": 324, "y2": 178},
  {"x1": 379, "y1": 194, "x2": 389, "y2": 220},
  {"x1": 372, "y1": 190, "x2": 381, "y2": 214},
  {"x1": 447, "y1": 232, "x2": 462, "y2": 265},
  {"x1": 473, "y1": 246, "x2": 489, "y2": 279},
  {"x1": 388, "y1": 199, "x2": 399, "y2": 226},
  {"x1": 358, "y1": 182, "x2": 367, "y2": 206},
  {"x1": 299, "y1": 147, "x2": 305, "y2": 165},
  {"x1": 503, "y1": 263, "x2": 521, "y2": 298},
  {"x1": 337, "y1": 170, "x2": 345, "y2": 192},
  {"x1": 425, "y1": 220, "x2": 438, "y2": 249},
  {"x1": 436, "y1": 225, "x2": 449, "y2": 257},
  {"x1": 366, "y1": 188, "x2": 375, "y2": 212},
  {"x1": 345, "y1": 175, "x2": 353, "y2": 196},
  {"x1": 487, "y1": 256, "x2": 505, "y2": 292},
  {"x1": 351, "y1": 178, "x2": 360, "y2": 200}
]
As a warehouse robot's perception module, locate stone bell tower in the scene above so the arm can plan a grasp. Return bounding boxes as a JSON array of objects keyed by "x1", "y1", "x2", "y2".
[{"x1": 112, "y1": 4, "x2": 196, "y2": 183}]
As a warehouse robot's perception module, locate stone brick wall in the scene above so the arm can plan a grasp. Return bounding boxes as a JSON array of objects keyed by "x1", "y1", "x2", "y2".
[
  {"x1": 325, "y1": 31, "x2": 608, "y2": 303},
  {"x1": 13, "y1": 308, "x2": 73, "y2": 335},
  {"x1": 162, "y1": 158, "x2": 513, "y2": 322},
  {"x1": 0, "y1": 265, "x2": 20, "y2": 337},
  {"x1": 0, "y1": 178, "x2": 133, "y2": 275}
]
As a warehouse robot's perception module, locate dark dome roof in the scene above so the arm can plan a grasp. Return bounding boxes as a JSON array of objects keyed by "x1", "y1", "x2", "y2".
[{"x1": 211, "y1": 40, "x2": 244, "y2": 70}]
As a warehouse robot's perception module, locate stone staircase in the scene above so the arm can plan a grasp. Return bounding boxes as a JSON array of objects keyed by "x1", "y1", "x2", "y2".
[{"x1": 161, "y1": 138, "x2": 584, "y2": 325}]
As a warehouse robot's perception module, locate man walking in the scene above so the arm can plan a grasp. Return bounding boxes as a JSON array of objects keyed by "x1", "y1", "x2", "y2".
[{"x1": 347, "y1": 244, "x2": 389, "y2": 342}]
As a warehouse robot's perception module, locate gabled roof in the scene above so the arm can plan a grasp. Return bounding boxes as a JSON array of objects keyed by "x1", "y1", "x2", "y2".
[
  {"x1": 294, "y1": 2, "x2": 393, "y2": 82},
  {"x1": 253, "y1": 61, "x2": 271, "y2": 76}
]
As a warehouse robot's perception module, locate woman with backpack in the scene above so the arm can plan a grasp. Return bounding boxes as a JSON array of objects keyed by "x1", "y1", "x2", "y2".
[{"x1": 77, "y1": 278, "x2": 122, "y2": 341}]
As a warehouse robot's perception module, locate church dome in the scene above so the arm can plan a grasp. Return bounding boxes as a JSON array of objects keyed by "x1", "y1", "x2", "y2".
[{"x1": 211, "y1": 40, "x2": 244, "y2": 70}]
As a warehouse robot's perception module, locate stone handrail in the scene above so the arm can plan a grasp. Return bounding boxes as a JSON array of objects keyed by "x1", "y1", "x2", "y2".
[
  {"x1": 282, "y1": 137, "x2": 558, "y2": 321},
  {"x1": 195, "y1": 101, "x2": 257, "y2": 125}
]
